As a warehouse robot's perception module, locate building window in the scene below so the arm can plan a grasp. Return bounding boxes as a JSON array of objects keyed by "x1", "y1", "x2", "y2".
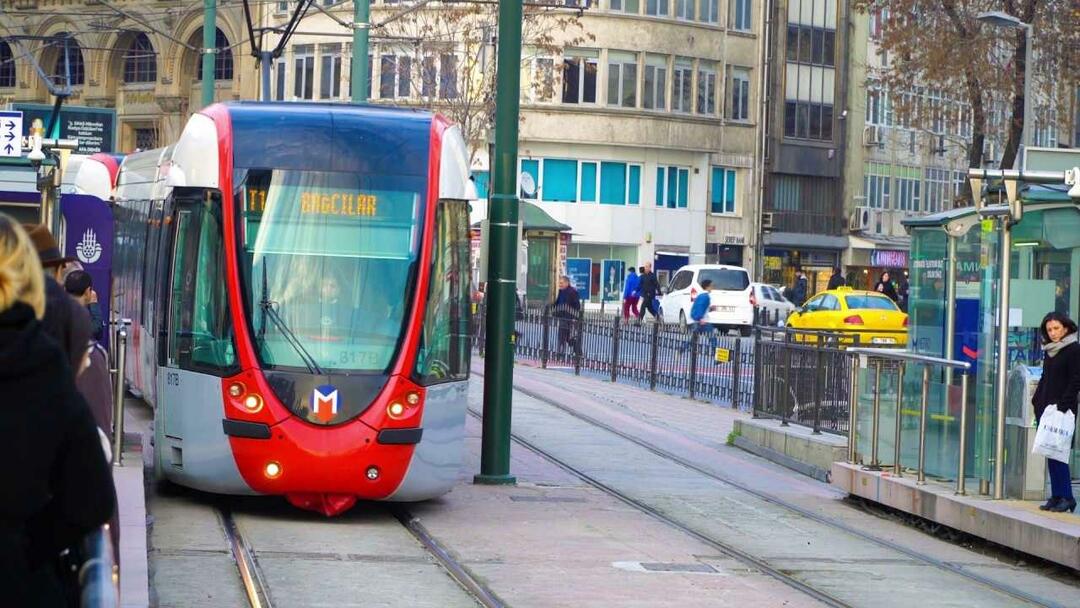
[
  {"x1": 606, "y1": 51, "x2": 638, "y2": 108},
  {"x1": 123, "y1": 33, "x2": 157, "y2": 84},
  {"x1": 895, "y1": 167, "x2": 921, "y2": 212},
  {"x1": 0, "y1": 42, "x2": 13, "y2": 88},
  {"x1": 710, "y1": 166, "x2": 736, "y2": 214},
  {"x1": 783, "y1": 0, "x2": 836, "y2": 141},
  {"x1": 655, "y1": 165, "x2": 689, "y2": 208},
  {"x1": 562, "y1": 50, "x2": 598, "y2": 104},
  {"x1": 580, "y1": 161, "x2": 598, "y2": 203},
  {"x1": 541, "y1": 159, "x2": 579, "y2": 202},
  {"x1": 923, "y1": 167, "x2": 950, "y2": 213},
  {"x1": 440, "y1": 53, "x2": 458, "y2": 99},
  {"x1": 522, "y1": 49, "x2": 555, "y2": 102},
  {"x1": 701, "y1": 0, "x2": 719, "y2": 23},
  {"x1": 293, "y1": 45, "x2": 314, "y2": 99},
  {"x1": 672, "y1": 58, "x2": 693, "y2": 113},
  {"x1": 646, "y1": 0, "x2": 669, "y2": 17},
  {"x1": 134, "y1": 127, "x2": 157, "y2": 151},
  {"x1": 319, "y1": 44, "x2": 342, "y2": 99},
  {"x1": 643, "y1": 54, "x2": 667, "y2": 110},
  {"x1": 728, "y1": 66, "x2": 750, "y2": 121},
  {"x1": 609, "y1": 0, "x2": 641, "y2": 13},
  {"x1": 196, "y1": 28, "x2": 233, "y2": 81},
  {"x1": 274, "y1": 60, "x2": 286, "y2": 100},
  {"x1": 51, "y1": 35, "x2": 85, "y2": 87},
  {"x1": 598, "y1": 162, "x2": 643, "y2": 205},
  {"x1": 674, "y1": 0, "x2": 694, "y2": 21},
  {"x1": 730, "y1": 0, "x2": 751, "y2": 31},
  {"x1": 521, "y1": 159, "x2": 540, "y2": 199},
  {"x1": 380, "y1": 51, "x2": 412, "y2": 99},
  {"x1": 697, "y1": 61, "x2": 717, "y2": 115},
  {"x1": 864, "y1": 162, "x2": 891, "y2": 209}
]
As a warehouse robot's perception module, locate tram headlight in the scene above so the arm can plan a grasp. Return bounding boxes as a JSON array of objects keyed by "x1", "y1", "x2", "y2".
[
  {"x1": 243, "y1": 393, "x2": 264, "y2": 413},
  {"x1": 366, "y1": 466, "x2": 380, "y2": 480},
  {"x1": 387, "y1": 402, "x2": 405, "y2": 418},
  {"x1": 228, "y1": 382, "x2": 245, "y2": 398},
  {"x1": 406, "y1": 392, "x2": 420, "y2": 406},
  {"x1": 264, "y1": 461, "x2": 282, "y2": 479}
]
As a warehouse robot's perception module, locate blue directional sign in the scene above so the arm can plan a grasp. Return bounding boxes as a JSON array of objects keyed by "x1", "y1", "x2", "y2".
[{"x1": 0, "y1": 111, "x2": 22, "y2": 158}]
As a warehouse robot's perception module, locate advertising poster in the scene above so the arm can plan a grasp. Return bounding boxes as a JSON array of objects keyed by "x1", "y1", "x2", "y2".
[
  {"x1": 566, "y1": 258, "x2": 591, "y2": 300},
  {"x1": 601, "y1": 259, "x2": 625, "y2": 302}
]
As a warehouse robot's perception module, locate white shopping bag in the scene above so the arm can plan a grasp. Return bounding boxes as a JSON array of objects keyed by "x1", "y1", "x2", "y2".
[{"x1": 1032, "y1": 406, "x2": 1076, "y2": 464}]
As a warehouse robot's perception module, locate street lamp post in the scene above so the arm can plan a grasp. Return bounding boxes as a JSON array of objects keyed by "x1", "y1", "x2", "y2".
[{"x1": 976, "y1": 11, "x2": 1034, "y2": 149}]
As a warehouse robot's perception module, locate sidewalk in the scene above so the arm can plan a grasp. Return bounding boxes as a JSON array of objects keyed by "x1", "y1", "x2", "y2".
[{"x1": 116, "y1": 401, "x2": 149, "y2": 607}]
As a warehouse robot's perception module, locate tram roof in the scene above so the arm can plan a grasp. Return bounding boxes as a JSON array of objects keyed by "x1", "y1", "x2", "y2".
[{"x1": 217, "y1": 102, "x2": 436, "y2": 177}]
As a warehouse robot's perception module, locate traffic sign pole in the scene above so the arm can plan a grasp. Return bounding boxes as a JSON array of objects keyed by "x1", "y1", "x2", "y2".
[
  {"x1": 351, "y1": 0, "x2": 371, "y2": 103},
  {"x1": 475, "y1": 0, "x2": 522, "y2": 486},
  {"x1": 202, "y1": 0, "x2": 217, "y2": 108}
]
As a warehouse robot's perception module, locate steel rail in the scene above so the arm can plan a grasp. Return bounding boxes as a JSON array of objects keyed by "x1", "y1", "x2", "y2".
[{"x1": 218, "y1": 508, "x2": 272, "y2": 608}]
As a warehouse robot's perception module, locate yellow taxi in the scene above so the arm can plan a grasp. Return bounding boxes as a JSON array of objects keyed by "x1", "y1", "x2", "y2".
[{"x1": 786, "y1": 287, "x2": 908, "y2": 346}]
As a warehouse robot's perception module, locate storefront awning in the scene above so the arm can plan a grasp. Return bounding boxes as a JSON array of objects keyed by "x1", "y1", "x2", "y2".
[{"x1": 471, "y1": 201, "x2": 571, "y2": 233}]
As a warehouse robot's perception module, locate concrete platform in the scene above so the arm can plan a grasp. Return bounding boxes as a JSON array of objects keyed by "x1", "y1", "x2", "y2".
[
  {"x1": 831, "y1": 461, "x2": 1080, "y2": 571},
  {"x1": 733, "y1": 417, "x2": 847, "y2": 482},
  {"x1": 117, "y1": 410, "x2": 149, "y2": 607}
]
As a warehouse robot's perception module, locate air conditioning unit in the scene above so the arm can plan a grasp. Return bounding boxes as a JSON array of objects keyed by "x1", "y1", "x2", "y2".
[
  {"x1": 761, "y1": 211, "x2": 774, "y2": 230},
  {"x1": 862, "y1": 125, "x2": 883, "y2": 147},
  {"x1": 849, "y1": 206, "x2": 872, "y2": 232}
]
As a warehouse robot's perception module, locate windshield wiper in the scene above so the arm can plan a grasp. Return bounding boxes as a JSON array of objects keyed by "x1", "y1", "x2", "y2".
[{"x1": 259, "y1": 263, "x2": 325, "y2": 376}]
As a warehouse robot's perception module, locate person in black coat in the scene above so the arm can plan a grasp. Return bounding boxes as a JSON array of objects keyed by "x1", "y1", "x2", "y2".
[
  {"x1": 636, "y1": 262, "x2": 661, "y2": 323},
  {"x1": 1031, "y1": 311, "x2": 1079, "y2": 513},
  {"x1": 553, "y1": 275, "x2": 581, "y2": 352},
  {"x1": 874, "y1": 271, "x2": 899, "y2": 303},
  {"x1": 827, "y1": 267, "x2": 846, "y2": 290},
  {"x1": 24, "y1": 224, "x2": 93, "y2": 375},
  {"x1": 790, "y1": 269, "x2": 809, "y2": 306},
  {"x1": 0, "y1": 216, "x2": 116, "y2": 606}
]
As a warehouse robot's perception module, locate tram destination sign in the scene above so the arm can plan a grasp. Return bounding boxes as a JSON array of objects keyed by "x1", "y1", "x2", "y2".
[{"x1": 14, "y1": 104, "x2": 116, "y2": 154}]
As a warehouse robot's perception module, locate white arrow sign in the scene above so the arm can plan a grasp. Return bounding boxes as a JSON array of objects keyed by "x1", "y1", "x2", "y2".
[{"x1": 0, "y1": 111, "x2": 23, "y2": 158}]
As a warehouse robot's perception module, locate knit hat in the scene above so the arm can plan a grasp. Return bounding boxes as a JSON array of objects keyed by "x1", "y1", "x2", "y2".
[{"x1": 22, "y1": 224, "x2": 76, "y2": 268}]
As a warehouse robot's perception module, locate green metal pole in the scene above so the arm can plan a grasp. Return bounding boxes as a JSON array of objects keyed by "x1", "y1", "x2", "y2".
[
  {"x1": 475, "y1": 0, "x2": 522, "y2": 485},
  {"x1": 201, "y1": 0, "x2": 217, "y2": 108},
  {"x1": 351, "y1": 0, "x2": 370, "y2": 102}
]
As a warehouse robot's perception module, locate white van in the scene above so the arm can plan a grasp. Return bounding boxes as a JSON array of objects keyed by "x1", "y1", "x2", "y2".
[{"x1": 659, "y1": 264, "x2": 755, "y2": 335}]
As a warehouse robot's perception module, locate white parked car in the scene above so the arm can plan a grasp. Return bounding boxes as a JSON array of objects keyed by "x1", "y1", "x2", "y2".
[
  {"x1": 659, "y1": 264, "x2": 755, "y2": 336},
  {"x1": 752, "y1": 282, "x2": 796, "y2": 326}
]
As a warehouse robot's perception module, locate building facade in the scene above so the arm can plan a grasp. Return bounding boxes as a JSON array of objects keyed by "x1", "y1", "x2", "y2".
[
  {"x1": 0, "y1": 1, "x2": 259, "y2": 151},
  {"x1": 759, "y1": 0, "x2": 849, "y2": 296},
  {"x1": 264, "y1": 0, "x2": 763, "y2": 302}
]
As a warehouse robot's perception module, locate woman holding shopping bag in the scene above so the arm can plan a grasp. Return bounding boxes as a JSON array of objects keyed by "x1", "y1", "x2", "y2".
[{"x1": 1031, "y1": 312, "x2": 1079, "y2": 513}]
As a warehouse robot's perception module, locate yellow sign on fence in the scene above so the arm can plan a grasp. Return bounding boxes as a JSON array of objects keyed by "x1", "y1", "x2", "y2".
[{"x1": 714, "y1": 347, "x2": 730, "y2": 363}]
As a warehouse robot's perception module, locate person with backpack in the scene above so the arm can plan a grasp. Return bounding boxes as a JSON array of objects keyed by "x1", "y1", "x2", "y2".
[{"x1": 679, "y1": 279, "x2": 718, "y2": 354}]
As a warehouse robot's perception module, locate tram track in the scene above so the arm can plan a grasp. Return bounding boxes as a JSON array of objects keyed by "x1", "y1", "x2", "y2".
[
  {"x1": 217, "y1": 507, "x2": 273, "y2": 608},
  {"x1": 471, "y1": 372, "x2": 1068, "y2": 608}
]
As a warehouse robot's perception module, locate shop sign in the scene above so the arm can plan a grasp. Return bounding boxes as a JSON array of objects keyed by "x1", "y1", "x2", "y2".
[
  {"x1": 870, "y1": 249, "x2": 908, "y2": 267},
  {"x1": 14, "y1": 103, "x2": 116, "y2": 153},
  {"x1": 764, "y1": 256, "x2": 783, "y2": 270},
  {"x1": 721, "y1": 235, "x2": 746, "y2": 245}
]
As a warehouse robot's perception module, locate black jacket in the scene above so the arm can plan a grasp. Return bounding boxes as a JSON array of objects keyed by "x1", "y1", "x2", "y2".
[
  {"x1": 1032, "y1": 339, "x2": 1080, "y2": 423},
  {"x1": 0, "y1": 304, "x2": 115, "y2": 606},
  {"x1": 639, "y1": 272, "x2": 660, "y2": 298},
  {"x1": 41, "y1": 277, "x2": 92, "y2": 374},
  {"x1": 827, "y1": 273, "x2": 846, "y2": 290},
  {"x1": 553, "y1": 286, "x2": 581, "y2": 319},
  {"x1": 791, "y1": 276, "x2": 808, "y2": 306},
  {"x1": 875, "y1": 280, "x2": 899, "y2": 302}
]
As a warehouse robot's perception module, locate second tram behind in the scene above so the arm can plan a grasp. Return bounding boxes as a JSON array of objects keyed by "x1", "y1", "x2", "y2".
[{"x1": 113, "y1": 102, "x2": 475, "y2": 515}]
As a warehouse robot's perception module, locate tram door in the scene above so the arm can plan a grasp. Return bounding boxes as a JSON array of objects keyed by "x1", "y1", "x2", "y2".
[{"x1": 155, "y1": 190, "x2": 239, "y2": 482}]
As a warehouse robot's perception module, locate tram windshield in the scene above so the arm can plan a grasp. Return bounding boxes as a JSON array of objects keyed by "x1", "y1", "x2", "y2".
[{"x1": 235, "y1": 168, "x2": 424, "y2": 373}]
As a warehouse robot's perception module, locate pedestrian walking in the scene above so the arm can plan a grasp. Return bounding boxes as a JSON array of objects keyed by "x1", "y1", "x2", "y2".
[
  {"x1": 0, "y1": 215, "x2": 116, "y2": 606},
  {"x1": 874, "y1": 271, "x2": 899, "y2": 303},
  {"x1": 636, "y1": 262, "x2": 661, "y2": 323},
  {"x1": 679, "y1": 279, "x2": 718, "y2": 355},
  {"x1": 827, "y1": 267, "x2": 846, "y2": 290},
  {"x1": 23, "y1": 223, "x2": 93, "y2": 375},
  {"x1": 1031, "y1": 312, "x2": 1078, "y2": 513},
  {"x1": 790, "y1": 268, "x2": 809, "y2": 307},
  {"x1": 622, "y1": 267, "x2": 640, "y2": 320},
  {"x1": 553, "y1": 276, "x2": 581, "y2": 353},
  {"x1": 64, "y1": 269, "x2": 104, "y2": 341}
]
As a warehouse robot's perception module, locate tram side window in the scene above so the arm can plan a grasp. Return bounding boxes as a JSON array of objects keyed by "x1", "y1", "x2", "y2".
[
  {"x1": 414, "y1": 200, "x2": 471, "y2": 384},
  {"x1": 167, "y1": 195, "x2": 237, "y2": 374}
]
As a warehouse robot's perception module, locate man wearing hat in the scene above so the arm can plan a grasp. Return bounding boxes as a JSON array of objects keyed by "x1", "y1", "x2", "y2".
[{"x1": 23, "y1": 224, "x2": 93, "y2": 375}]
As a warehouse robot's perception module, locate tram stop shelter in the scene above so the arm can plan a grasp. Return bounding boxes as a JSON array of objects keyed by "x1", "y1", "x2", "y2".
[{"x1": 832, "y1": 148, "x2": 1080, "y2": 570}]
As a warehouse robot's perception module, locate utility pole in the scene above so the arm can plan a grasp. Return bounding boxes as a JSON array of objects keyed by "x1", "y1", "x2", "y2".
[
  {"x1": 475, "y1": 0, "x2": 522, "y2": 485},
  {"x1": 202, "y1": 0, "x2": 217, "y2": 108},
  {"x1": 351, "y1": 0, "x2": 370, "y2": 102}
]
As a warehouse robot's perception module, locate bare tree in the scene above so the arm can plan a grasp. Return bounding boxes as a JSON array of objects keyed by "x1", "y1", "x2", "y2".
[
  {"x1": 373, "y1": 2, "x2": 591, "y2": 163},
  {"x1": 855, "y1": 0, "x2": 1079, "y2": 202}
]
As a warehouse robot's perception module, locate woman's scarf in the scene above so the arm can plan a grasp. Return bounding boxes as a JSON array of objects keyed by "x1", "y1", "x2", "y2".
[{"x1": 1043, "y1": 332, "x2": 1078, "y2": 358}]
